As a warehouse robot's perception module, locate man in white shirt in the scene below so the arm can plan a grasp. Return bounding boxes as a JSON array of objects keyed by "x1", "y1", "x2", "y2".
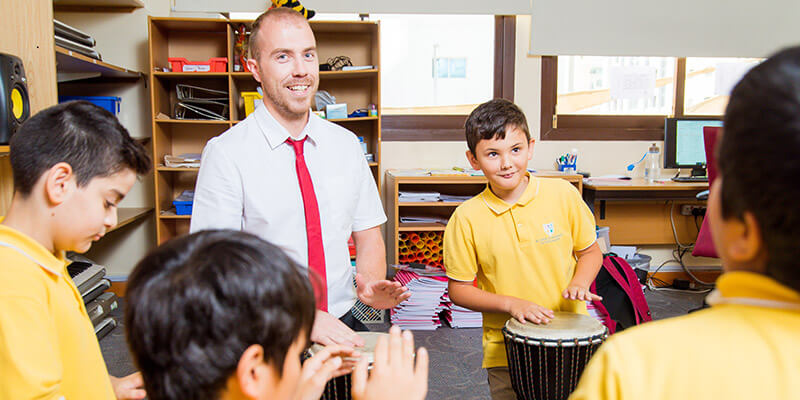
[{"x1": 191, "y1": 8, "x2": 409, "y2": 346}]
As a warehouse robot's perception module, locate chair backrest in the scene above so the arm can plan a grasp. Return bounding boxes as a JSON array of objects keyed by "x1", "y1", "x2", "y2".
[
  {"x1": 703, "y1": 126, "x2": 721, "y2": 185},
  {"x1": 692, "y1": 126, "x2": 722, "y2": 258}
]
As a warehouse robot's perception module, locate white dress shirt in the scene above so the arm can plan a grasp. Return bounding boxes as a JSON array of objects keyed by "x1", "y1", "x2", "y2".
[{"x1": 190, "y1": 103, "x2": 386, "y2": 317}]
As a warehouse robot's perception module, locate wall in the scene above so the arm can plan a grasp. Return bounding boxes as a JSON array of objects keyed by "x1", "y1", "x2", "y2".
[
  {"x1": 54, "y1": 0, "x2": 170, "y2": 276},
  {"x1": 381, "y1": 15, "x2": 720, "y2": 272}
]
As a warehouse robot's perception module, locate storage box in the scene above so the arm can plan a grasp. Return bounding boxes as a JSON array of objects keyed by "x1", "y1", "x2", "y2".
[
  {"x1": 168, "y1": 57, "x2": 228, "y2": 73},
  {"x1": 173, "y1": 190, "x2": 194, "y2": 215},
  {"x1": 58, "y1": 96, "x2": 121, "y2": 115},
  {"x1": 241, "y1": 91, "x2": 262, "y2": 117}
]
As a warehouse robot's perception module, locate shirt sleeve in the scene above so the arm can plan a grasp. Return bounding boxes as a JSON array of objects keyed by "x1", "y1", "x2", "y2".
[
  {"x1": 190, "y1": 139, "x2": 244, "y2": 233},
  {"x1": 566, "y1": 183, "x2": 597, "y2": 251},
  {"x1": 0, "y1": 295, "x2": 65, "y2": 400},
  {"x1": 443, "y1": 209, "x2": 479, "y2": 282},
  {"x1": 351, "y1": 150, "x2": 386, "y2": 232},
  {"x1": 568, "y1": 339, "x2": 624, "y2": 400}
]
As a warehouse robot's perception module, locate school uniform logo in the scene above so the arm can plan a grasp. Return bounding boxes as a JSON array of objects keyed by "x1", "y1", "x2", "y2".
[{"x1": 536, "y1": 222, "x2": 562, "y2": 244}]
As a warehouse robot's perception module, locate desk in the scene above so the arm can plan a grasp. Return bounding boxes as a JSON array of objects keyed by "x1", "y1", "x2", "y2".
[{"x1": 583, "y1": 178, "x2": 708, "y2": 245}]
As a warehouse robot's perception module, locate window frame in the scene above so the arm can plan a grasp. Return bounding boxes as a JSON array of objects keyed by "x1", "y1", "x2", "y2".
[
  {"x1": 381, "y1": 15, "x2": 516, "y2": 141},
  {"x1": 540, "y1": 56, "x2": 702, "y2": 141}
]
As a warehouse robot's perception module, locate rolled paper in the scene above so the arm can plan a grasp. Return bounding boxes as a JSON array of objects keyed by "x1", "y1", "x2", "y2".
[
  {"x1": 399, "y1": 232, "x2": 408, "y2": 241},
  {"x1": 409, "y1": 233, "x2": 420, "y2": 243}
]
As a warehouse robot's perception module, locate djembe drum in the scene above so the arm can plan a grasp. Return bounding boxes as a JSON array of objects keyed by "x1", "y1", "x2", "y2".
[
  {"x1": 307, "y1": 332, "x2": 387, "y2": 400},
  {"x1": 502, "y1": 312, "x2": 608, "y2": 400}
]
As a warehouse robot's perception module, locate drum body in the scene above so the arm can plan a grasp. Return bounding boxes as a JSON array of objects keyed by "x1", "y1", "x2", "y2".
[
  {"x1": 307, "y1": 332, "x2": 386, "y2": 400},
  {"x1": 502, "y1": 312, "x2": 608, "y2": 400}
]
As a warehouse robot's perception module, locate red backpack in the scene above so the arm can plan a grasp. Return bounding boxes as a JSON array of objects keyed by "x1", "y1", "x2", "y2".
[{"x1": 589, "y1": 255, "x2": 652, "y2": 334}]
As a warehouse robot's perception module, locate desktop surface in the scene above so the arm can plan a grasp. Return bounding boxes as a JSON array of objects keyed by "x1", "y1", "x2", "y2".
[{"x1": 672, "y1": 175, "x2": 709, "y2": 183}]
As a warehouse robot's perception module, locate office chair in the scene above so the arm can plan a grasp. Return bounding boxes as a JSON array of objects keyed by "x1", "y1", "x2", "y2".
[{"x1": 692, "y1": 126, "x2": 721, "y2": 258}]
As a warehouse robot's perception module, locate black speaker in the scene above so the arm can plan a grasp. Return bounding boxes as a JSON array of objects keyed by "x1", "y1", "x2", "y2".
[{"x1": 0, "y1": 53, "x2": 30, "y2": 145}]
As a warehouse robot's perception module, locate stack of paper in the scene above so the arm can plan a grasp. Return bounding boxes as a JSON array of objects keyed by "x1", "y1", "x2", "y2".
[
  {"x1": 440, "y1": 194, "x2": 473, "y2": 203},
  {"x1": 441, "y1": 294, "x2": 483, "y2": 328},
  {"x1": 390, "y1": 270, "x2": 448, "y2": 330},
  {"x1": 399, "y1": 191, "x2": 440, "y2": 202},
  {"x1": 399, "y1": 215, "x2": 450, "y2": 224},
  {"x1": 164, "y1": 153, "x2": 201, "y2": 168}
]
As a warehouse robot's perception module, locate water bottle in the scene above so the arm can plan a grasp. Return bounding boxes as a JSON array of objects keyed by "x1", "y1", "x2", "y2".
[{"x1": 644, "y1": 143, "x2": 661, "y2": 182}]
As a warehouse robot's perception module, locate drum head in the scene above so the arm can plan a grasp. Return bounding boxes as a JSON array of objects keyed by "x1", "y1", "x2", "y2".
[
  {"x1": 504, "y1": 312, "x2": 606, "y2": 341},
  {"x1": 309, "y1": 332, "x2": 388, "y2": 364}
]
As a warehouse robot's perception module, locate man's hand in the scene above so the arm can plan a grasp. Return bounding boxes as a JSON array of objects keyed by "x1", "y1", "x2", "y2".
[
  {"x1": 110, "y1": 372, "x2": 146, "y2": 400},
  {"x1": 355, "y1": 273, "x2": 410, "y2": 310},
  {"x1": 562, "y1": 285, "x2": 602, "y2": 302},
  {"x1": 311, "y1": 310, "x2": 366, "y2": 347},
  {"x1": 351, "y1": 326, "x2": 428, "y2": 400},
  {"x1": 506, "y1": 297, "x2": 555, "y2": 324},
  {"x1": 294, "y1": 344, "x2": 359, "y2": 400}
]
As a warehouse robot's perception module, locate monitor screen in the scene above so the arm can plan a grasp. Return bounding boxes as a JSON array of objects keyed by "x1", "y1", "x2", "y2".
[{"x1": 664, "y1": 117, "x2": 723, "y2": 169}]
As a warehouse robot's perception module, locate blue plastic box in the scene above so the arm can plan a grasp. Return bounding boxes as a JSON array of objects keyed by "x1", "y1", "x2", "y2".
[
  {"x1": 58, "y1": 96, "x2": 121, "y2": 115},
  {"x1": 173, "y1": 190, "x2": 194, "y2": 215}
]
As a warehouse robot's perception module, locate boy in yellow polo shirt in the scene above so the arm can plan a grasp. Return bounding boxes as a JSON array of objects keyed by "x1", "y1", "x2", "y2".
[
  {"x1": 444, "y1": 98, "x2": 603, "y2": 400},
  {"x1": 0, "y1": 101, "x2": 151, "y2": 399},
  {"x1": 569, "y1": 47, "x2": 800, "y2": 400}
]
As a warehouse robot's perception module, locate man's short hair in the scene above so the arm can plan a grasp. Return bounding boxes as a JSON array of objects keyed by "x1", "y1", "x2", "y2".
[
  {"x1": 464, "y1": 98, "x2": 531, "y2": 155},
  {"x1": 248, "y1": 7, "x2": 308, "y2": 61},
  {"x1": 9, "y1": 101, "x2": 151, "y2": 196},
  {"x1": 125, "y1": 230, "x2": 317, "y2": 400},
  {"x1": 720, "y1": 45, "x2": 800, "y2": 292}
]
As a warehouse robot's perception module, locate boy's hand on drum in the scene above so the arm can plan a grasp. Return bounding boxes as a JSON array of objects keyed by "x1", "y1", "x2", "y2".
[
  {"x1": 356, "y1": 273, "x2": 411, "y2": 310},
  {"x1": 352, "y1": 326, "x2": 429, "y2": 400},
  {"x1": 562, "y1": 285, "x2": 603, "y2": 302},
  {"x1": 296, "y1": 344, "x2": 359, "y2": 400},
  {"x1": 507, "y1": 298, "x2": 555, "y2": 324},
  {"x1": 311, "y1": 310, "x2": 366, "y2": 347}
]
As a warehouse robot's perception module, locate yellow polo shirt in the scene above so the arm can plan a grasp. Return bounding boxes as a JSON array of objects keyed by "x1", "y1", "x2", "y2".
[
  {"x1": 570, "y1": 271, "x2": 800, "y2": 400},
  {"x1": 0, "y1": 221, "x2": 115, "y2": 400},
  {"x1": 444, "y1": 176, "x2": 597, "y2": 368}
]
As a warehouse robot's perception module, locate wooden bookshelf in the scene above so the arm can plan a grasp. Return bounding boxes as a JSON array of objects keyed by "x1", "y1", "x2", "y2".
[
  {"x1": 385, "y1": 170, "x2": 584, "y2": 266},
  {"x1": 0, "y1": 146, "x2": 9, "y2": 155},
  {"x1": 107, "y1": 207, "x2": 153, "y2": 234},
  {"x1": 55, "y1": 46, "x2": 143, "y2": 82},
  {"x1": 150, "y1": 17, "x2": 382, "y2": 244},
  {"x1": 53, "y1": 0, "x2": 144, "y2": 12}
]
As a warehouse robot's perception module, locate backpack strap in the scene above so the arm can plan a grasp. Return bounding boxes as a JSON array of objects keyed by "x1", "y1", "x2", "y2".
[
  {"x1": 590, "y1": 280, "x2": 617, "y2": 334},
  {"x1": 605, "y1": 256, "x2": 652, "y2": 324}
]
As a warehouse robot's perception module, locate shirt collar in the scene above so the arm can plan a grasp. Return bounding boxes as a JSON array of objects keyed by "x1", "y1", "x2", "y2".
[
  {"x1": 479, "y1": 172, "x2": 539, "y2": 215},
  {"x1": 0, "y1": 219, "x2": 66, "y2": 277},
  {"x1": 253, "y1": 103, "x2": 318, "y2": 150},
  {"x1": 706, "y1": 271, "x2": 800, "y2": 311}
]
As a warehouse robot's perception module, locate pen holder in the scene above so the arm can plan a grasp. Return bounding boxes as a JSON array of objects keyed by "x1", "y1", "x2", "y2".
[{"x1": 558, "y1": 163, "x2": 577, "y2": 174}]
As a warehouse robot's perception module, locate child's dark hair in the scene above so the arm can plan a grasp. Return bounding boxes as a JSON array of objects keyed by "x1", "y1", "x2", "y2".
[
  {"x1": 9, "y1": 101, "x2": 151, "y2": 196},
  {"x1": 125, "y1": 230, "x2": 317, "y2": 400},
  {"x1": 464, "y1": 98, "x2": 530, "y2": 154},
  {"x1": 720, "y1": 46, "x2": 800, "y2": 292}
]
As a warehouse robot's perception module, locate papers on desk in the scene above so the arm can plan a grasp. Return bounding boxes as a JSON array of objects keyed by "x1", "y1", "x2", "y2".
[{"x1": 399, "y1": 191, "x2": 440, "y2": 202}]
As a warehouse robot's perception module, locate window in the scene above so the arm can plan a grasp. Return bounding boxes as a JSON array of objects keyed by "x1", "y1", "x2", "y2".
[
  {"x1": 541, "y1": 56, "x2": 762, "y2": 141},
  {"x1": 381, "y1": 15, "x2": 516, "y2": 141},
  {"x1": 378, "y1": 14, "x2": 494, "y2": 116}
]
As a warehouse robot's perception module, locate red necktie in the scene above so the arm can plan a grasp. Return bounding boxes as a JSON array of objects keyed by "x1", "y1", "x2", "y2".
[{"x1": 287, "y1": 137, "x2": 328, "y2": 311}]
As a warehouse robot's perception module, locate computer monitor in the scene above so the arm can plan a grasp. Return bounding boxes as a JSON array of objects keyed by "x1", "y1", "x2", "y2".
[{"x1": 664, "y1": 117, "x2": 723, "y2": 177}]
